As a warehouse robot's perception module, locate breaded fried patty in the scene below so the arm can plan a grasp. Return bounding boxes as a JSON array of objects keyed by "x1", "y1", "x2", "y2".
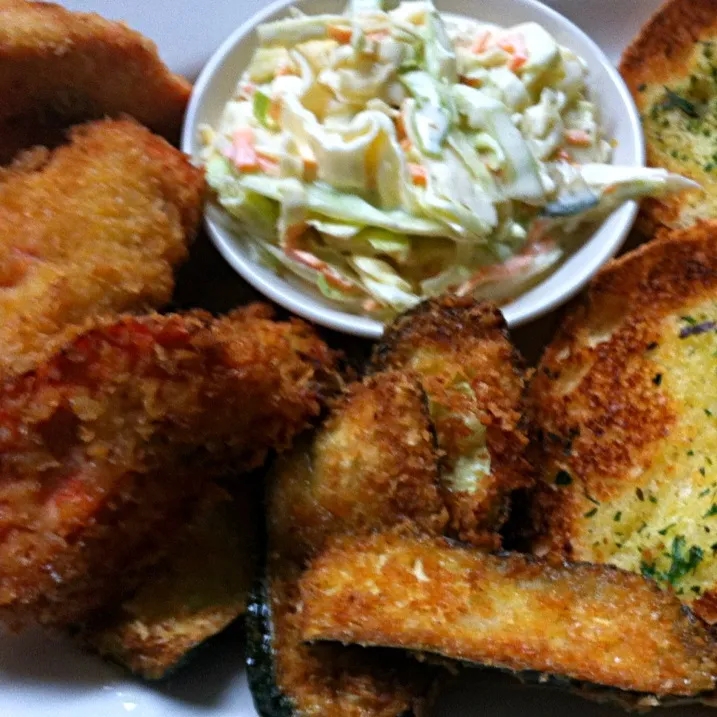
[
  {"x1": 0, "y1": 0, "x2": 190, "y2": 157},
  {"x1": 620, "y1": 0, "x2": 717, "y2": 232},
  {"x1": 531, "y1": 222, "x2": 717, "y2": 621},
  {"x1": 372, "y1": 297, "x2": 531, "y2": 548},
  {"x1": 0, "y1": 118, "x2": 204, "y2": 377},
  {"x1": 0, "y1": 307, "x2": 337, "y2": 629}
]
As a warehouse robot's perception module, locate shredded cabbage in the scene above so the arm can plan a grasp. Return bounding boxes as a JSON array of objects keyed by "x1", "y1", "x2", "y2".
[{"x1": 201, "y1": 0, "x2": 696, "y2": 320}]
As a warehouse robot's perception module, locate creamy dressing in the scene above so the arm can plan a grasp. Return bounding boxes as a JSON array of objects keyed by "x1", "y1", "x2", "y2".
[{"x1": 202, "y1": 0, "x2": 695, "y2": 319}]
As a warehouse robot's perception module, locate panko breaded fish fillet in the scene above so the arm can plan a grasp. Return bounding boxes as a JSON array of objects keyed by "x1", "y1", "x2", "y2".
[
  {"x1": 0, "y1": 0, "x2": 190, "y2": 157},
  {"x1": 0, "y1": 118, "x2": 204, "y2": 378},
  {"x1": 530, "y1": 222, "x2": 717, "y2": 621},
  {"x1": 0, "y1": 306, "x2": 338, "y2": 629},
  {"x1": 620, "y1": 0, "x2": 717, "y2": 233},
  {"x1": 372, "y1": 297, "x2": 531, "y2": 548}
]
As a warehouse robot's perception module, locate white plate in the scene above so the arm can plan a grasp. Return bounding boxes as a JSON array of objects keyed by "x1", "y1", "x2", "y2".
[{"x1": 3, "y1": 2, "x2": 709, "y2": 717}]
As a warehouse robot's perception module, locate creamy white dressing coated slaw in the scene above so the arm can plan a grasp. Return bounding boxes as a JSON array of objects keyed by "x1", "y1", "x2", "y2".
[{"x1": 201, "y1": 0, "x2": 694, "y2": 318}]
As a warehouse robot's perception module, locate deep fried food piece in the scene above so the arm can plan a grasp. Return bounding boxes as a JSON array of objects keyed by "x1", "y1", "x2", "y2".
[
  {"x1": 0, "y1": 0, "x2": 190, "y2": 156},
  {"x1": 620, "y1": 0, "x2": 717, "y2": 233},
  {"x1": 530, "y1": 222, "x2": 717, "y2": 621},
  {"x1": 299, "y1": 532, "x2": 717, "y2": 701},
  {"x1": 0, "y1": 118, "x2": 204, "y2": 378},
  {"x1": 82, "y1": 481, "x2": 259, "y2": 679},
  {"x1": 372, "y1": 297, "x2": 531, "y2": 548},
  {"x1": 270, "y1": 372, "x2": 448, "y2": 565},
  {"x1": 248, "y1": 372, "x2": 446, "y2": 717},
  {"x1": 0, "y1": 307, "x2": 338, "y2": 629}
]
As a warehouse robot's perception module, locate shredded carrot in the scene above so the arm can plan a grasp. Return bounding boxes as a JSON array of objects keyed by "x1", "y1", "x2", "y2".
[
  {"x1": 400, "y1": 138, "x2": 412, "y2": 153},
  {"x1": 509, "y1": 52, "x2": 528, "y2": 71},
  {"x1": 471, "y1": 31, "x2": 492, "y2": 54},
  {"x1": 303, "y1": 154, "x2": 318, "y2": 182},
  {"x1": 564, "y1": 129, "x2": 592, "y2": 147},
  {"x1": 460, "y1": 75, "x2": 482, "y2": 88},
  {"x1": 366, "y1": 29, "x2": 390, "y2": 41},
  {"x1": 362, "y1": 298, "x2": 380, "y2": 312},
  {"x1": 497, "y1": 33, "x2": 528, "y2": 71},
  {"x1": 409, "y1": 163, "x2": 428, "y2": 187},
  {"x1": 456, "y1": 238, "x2": 556, "y2": 297},
  {"x1": 556, "y1": 148, "x2": 572, "y2": 162},
  {"x1": 239, "y1": 81, "x2": 256, "y2": 99},
  {"x1": 287, "y1": 248, "x2": 357, "y2": 292},
  {"x1": 395, "y1": 113, "x2": 407, "y2": 140},
  {"x1": 327, "y1": 24, "x2": 352, "y2": 43},
  {"x1": 230, "y1": 128, "x2": 258, "y2": 171},
  {"x1": 275, "y1": 62, "x2": 295, "y2": 76},
  {"x1": 603, "y1": 184, "x2": 617, "y2": 196},
  {"x1": 269, "y1": 98, "x2": 282, "y2": 124}
]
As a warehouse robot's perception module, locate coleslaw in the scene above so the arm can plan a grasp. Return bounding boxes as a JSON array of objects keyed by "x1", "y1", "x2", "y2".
[{"x1": 200, "y1": 0, "x2": 695, "y2": 318}]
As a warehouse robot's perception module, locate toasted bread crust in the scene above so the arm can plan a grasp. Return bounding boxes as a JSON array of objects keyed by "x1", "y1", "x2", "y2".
[
  {"x1": 620, "y1": 0, "x2": 717, "y2": 232},
  {"x1": 531, "y1": 223, "x2": 717, "y2": 618}
]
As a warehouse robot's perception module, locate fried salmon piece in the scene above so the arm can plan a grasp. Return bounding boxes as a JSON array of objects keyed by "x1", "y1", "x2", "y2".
[
  {"x1": 372, "y1": 297, "x2": 532, "y2": 548},
  {"x1": 298, "y1": 532, "x2": 717, "y2": 701},
  {"x1": 0, "y1": 118, "x2": 204, "y2": 378},
  {"x1": 0, "y1": 307, "x2": 338, "y2": 629},
  {"x1": 82, "y1": 481, "x2": 259, "y2": 679},
  {"x1": 620, "y1": 0, "x2": 717, "y2": 233},
  {"x1": 250, "y1": 372, "x2": 447, "y2": 717},
  {"x1": 530, "y1": 222, "x2": 717, "y2": 621},
  {"x1": 0, "y1": 0, "x2": 190, "y2": 155}
]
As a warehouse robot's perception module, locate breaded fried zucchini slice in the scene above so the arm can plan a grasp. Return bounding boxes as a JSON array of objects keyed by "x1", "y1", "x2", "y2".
[
  {"x1": 247, "y1": 371, "x2": 447, "y2": 717},
  {"x1": 531, "y1": 223, "x2": 717, "y2": 620},
  {"x1": 299, "y1": 533, "x2": 717, "y2": 701},
  {"x1": 372, "y1": 297, "x2": 531, "y2": 548},
  {"x1": 82, "y1": 482, "x2": 258, "y2": 679},
  {"x1": 620, "y1": 0, "x2": 717, "y2": 232}
]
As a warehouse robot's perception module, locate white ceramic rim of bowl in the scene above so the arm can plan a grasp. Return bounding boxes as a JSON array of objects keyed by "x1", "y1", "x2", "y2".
[{"x1": 182, "y1": 0, "x2": 644, "y2": 338}]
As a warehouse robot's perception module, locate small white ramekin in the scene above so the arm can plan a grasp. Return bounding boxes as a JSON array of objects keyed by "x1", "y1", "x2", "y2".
[{"x1": 182, "y1": 0, "x2": 644, "y2": 338}]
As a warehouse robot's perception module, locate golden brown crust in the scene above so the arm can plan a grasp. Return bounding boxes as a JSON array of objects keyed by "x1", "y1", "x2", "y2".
[
  {"x1": 620, "y1": 0, "x2": 717, "y2": 233},
  {"x1": 0, "y1": 0, "x2": 190, "y2": 153},
  {"x1": 0, "y1": 118, "x2": 204, "y2": 378},
  {"x1": 269, "y1": 371, "x2": 448, "y2": 566},
  {"x1": 269, "y1": 562, "x2": 434, "y2": 717},
  {"x1": 0, "y1": 308, "x2": 338, "y2": 629},
  {"x1": 82, "y1": 481, "x2": 259, "y2": 679},
  {"x1": 264, "y1": 370, "x2": 447, "y2": 715},
  {"x1": 530, "y1": 223, "x2": 717, "y2": 618},
  {"x1": 372, "y1": 297, "x2": 532, "y2": 548},
  {"x1": 299, "y1": 532, "x2": 717, "y2": 697}
]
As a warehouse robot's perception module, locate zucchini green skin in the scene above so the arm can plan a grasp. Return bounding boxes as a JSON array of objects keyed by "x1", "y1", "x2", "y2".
[
  {"x1": 245, "y1": 556, "x2": 423, "y2": 717},
  {"x1": 246, "y1": 576, "x2": 296, "y2": 717}
]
